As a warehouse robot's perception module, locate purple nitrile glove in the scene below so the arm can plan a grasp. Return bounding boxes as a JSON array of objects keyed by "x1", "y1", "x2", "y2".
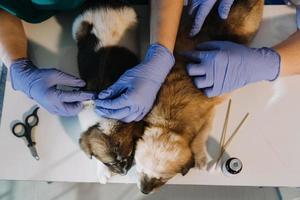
[
  {"x1": 182, "y1": 41, "x2": 280, "y2": 97},
  {"x1": 188, "y1": 0, "x2": 235, "y2": 36},
  {"x1": 10, "y1": 58, "x2": 95, "y2": 116},
  {"x1": 95, "y1": 43, "x2": 175, "y2": 123}
]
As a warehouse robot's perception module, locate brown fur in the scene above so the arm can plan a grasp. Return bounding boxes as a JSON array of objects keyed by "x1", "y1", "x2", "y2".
[
  {"x1": 80, "y1": 121, "x2": 144, "y2": 174},
  {"x1": 135, "y1": 0, "x2": 263, "y2": 194}
]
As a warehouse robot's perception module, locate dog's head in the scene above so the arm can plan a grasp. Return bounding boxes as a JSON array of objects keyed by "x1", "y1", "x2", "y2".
[
  {"x1": 80, "y1": 121, "x2": 144, "y2": 175},
  {"x1": 135, "y1": 127, "x2": 195, "y2": 194}
]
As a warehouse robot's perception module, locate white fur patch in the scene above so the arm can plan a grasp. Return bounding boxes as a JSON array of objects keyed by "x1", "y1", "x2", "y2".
[
  {"x1": 135, "y1": 127, "x2": 183, "y2": 179},
  {"x1": 82, "y1": 100, "x2": 95, "y2": 109},
  {"x1": 94, "y1": 157, "x2": 112, "y2": 184},
  {"x1": 78, "y1": 106, "x2": 120, "y2": 135},
  {"x1": 72, "y1": 6, "x2": 138, "y2": 54},
  {"x1": 144, "y1": 127, "x2": 163, "y2": 137},
  {"x1": 98, "y1": 116, "x2": 120, "y2": 135}
]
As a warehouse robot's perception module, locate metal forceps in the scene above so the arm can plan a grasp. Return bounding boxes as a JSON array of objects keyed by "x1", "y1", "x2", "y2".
[{"x1": 11, "y1": 107, "x2": 40, "y2": 160}]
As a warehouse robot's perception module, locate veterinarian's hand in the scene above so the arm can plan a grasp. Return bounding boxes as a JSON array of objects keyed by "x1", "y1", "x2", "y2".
[
  {"x1": 183, "y1": 41, "x2": 280, "y2": 97},
  {"x1": 10, "y1": 58, "x2": 95, "y2": 116},
  {"x1": 95, "y1": 44, "x2": 175, "y2": 122},
  {"x1": 189, "y1": 0, "x2": 235, "y2": 36}
]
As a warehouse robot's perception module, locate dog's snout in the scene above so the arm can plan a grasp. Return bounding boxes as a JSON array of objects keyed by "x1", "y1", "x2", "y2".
[
  {"x1": 141, "y1": 188, "x2": 152, "y2": 195},
  {"x1": 139, "y1": 178, "x2": 155, "y2": 194},
  {"x1": 121, "y1": 160, "x2": 131, "y2": 175},
  {"x1": 140, "y1": 181, "x2": 155, "y2": 194},
  {"x1": 110, "y1": 160, "x2": 130, "y2": 175},
  {"x1": 120, "y1": 160, "x2": 127, "y2": 167},
  {"x1": 121, "y1": 158, "x2": 132, "y2": 170},
  {"x1": 119, "y1": 167, "x2": 128, "y2": 175},
  {"x1": 139, "y1": 175, "x2": 166, "y2": 195}
]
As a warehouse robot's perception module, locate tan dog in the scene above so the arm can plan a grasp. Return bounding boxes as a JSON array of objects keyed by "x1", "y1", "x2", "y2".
[{"x1": 135, "y1": 0, "x2": 264, "y2": 194}]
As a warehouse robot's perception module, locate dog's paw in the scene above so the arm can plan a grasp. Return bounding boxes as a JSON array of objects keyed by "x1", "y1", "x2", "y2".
[
  {"x1": 94, "y1": 158, "x2": 112, "y2": 184},
  {"x1": 194, "y1": 154, "x2": 208, "y2": 169}
]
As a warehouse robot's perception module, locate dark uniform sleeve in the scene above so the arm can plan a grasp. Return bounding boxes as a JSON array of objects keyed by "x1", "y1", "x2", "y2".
[
  {"x1": 0, "y1": 0, "x2": 146, "y2": 24},
  {"x1": 0, "y1": 0, "x2": 56, "y2": 23}
]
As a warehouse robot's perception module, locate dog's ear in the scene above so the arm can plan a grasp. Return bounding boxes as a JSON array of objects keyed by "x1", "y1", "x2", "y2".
[
  {"x1": 181, "y1": 157, "x2": 195, "y2": 176},
  {"x1": 132, "y1": 121, "x2": 145, "y2": 139},
  {"x1": 79, "y1": 134, "x2": 93, "y2": 159},
  {"x1": 74, "y1": 21, "x2": 93, "y2": 42},
  {"x1": 79, "y1": 124, "x2": 101, "y2": 159},
  {"x1": 79, "y1": 125, "x2": 111, "y2": 160}
]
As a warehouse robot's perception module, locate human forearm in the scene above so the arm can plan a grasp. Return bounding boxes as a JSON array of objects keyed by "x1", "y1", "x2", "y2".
[
  {"x1": 0, "y1": 10, "x2": 27, "y2": 66},
  {"x1": 273, "y1": 30, "x2": 300, "y2": 77},
  {"x1": 150, "y1": 0, "x2": 184, "y2": 52}
]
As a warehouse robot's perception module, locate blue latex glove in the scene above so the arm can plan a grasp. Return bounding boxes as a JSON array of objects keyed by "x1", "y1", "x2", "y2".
[
  {"x1": 183, "y1": 41, "x2": 280, "y2": 97},
  {"x1": 95, "y1": 44, "x2": 175, "y2": 123},
  {"x1": 10, "y1": 59, "x2": 95, "y2": 116},
  {"x1": 189, "y1": 0, "x2": 235, "y2": 36}
]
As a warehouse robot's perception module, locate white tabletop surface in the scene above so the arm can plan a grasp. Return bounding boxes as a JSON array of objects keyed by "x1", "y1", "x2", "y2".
[{"x1": 1, "y1": 6, "x2": 300, "y2": 187}]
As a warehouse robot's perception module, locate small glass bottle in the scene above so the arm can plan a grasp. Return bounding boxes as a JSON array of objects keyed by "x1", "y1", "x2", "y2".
[{"x1": 222, "y1": 157, "x2": 243, "y2": 176}]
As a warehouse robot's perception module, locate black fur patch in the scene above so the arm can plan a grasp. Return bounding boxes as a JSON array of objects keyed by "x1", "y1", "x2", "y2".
[{"x1": 77, "y1": 30, "x2": 139, "y2": 92}]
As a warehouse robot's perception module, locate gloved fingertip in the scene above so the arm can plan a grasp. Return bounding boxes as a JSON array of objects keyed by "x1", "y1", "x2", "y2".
[
  {"x1": 218, "y1": 6, "x2": 230, "y2": 20},
  {"x1": 204, "y1": 92, "x2": 213, "y2": 98},
  {"x1": 82, "y1": 94, "x2": 96, "y2": 102},
  {"x1": 95, "y1": 107, "x2": 106, "y2": 115},
  {"x1": 121, "y1": 118, "x2": 130, "y2": 123},
  {"x1": 134, "y1": 115, "x2": 144, "y2": 122},
  {"x1": 203, "y1": 88, "x2": 215, "y2": 98},
  {"x1": 64, "y1": 103, "x2": 83, "y2": 116},
  {"x1": 188, "y1": 8, "x2": 194, "y2": 16},
  {"x1": 186, "y1": 64, "x2": 194, "y2": 75},
  {"x1": 76, "y1": 79, "x2": 86, "y2": 87},
  {"x1": 77, "y1": 102, "x2": 84, "y2": 110},
  {"x1": 189, "y1": 30, "x2": 197, "y2": 37},
  {"x1": 219, "y1": 12, "x2": 228, "y2": 20},
  {"x1": 189, "y1": 25, "x2": 201, "y2": 37},
  {"x1": 91, "y1": 93, "x2": 98, "y2": 100},
  {"x1": 73, "y1": 102, "x2": 84, "y2": 112},
  {"x1": 98, "y1": 90, "x2": 111, "y2": 99},
  {"x1": 83, "y1": 91, "x2": 97, "y2": 99},
  {"x1": 94, "y1": 99, "x2": 102, "y2": 106},
  {"x1": 121, "y1": 115, "x2": 135, "y2": 123}
]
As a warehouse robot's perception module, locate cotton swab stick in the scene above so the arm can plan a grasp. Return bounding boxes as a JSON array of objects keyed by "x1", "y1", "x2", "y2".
[
  {"x1": 208, "y1": 99, "x2": 231, "y2": 172},
  {"x1": 219, "y1": 99, "x2": 232, "y2": 156},
  {"x1": 82, "y1": 100, "x2": 96, "y2": 109},
  {"x1": 214, "y1": 112, "x2": 250, "y2": 168},
  {"x1": 223, "y1": 113, "x2": 249, "y2": 150}
]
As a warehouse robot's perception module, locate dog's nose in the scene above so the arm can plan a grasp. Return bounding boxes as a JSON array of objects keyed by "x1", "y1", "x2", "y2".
[
  {"x1": 140, "y1": 184, "x2": 153, "y2": 195},
  {"x1": 120, "y1": 160, "x2": 129, "y2": 168},
  {"x1": 140, "y1": 188, "x2": 151, "y2": 195},
  {"x1": 116, "y1": 162, "x2": 128, "y2": 175},
  {"x1": 120, "y1": 168, "x2": 128, "y2": 175}
]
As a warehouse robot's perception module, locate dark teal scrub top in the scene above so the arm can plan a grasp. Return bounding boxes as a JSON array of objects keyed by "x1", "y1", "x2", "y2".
[{"x1": 0, "y1": 0, "x2": 85, "y2": 23}]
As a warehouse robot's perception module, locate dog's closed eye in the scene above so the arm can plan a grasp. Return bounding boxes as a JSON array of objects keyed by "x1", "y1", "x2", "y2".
[{"x1": 103, "y1": 161, "x2": 117, "y2": 166}]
